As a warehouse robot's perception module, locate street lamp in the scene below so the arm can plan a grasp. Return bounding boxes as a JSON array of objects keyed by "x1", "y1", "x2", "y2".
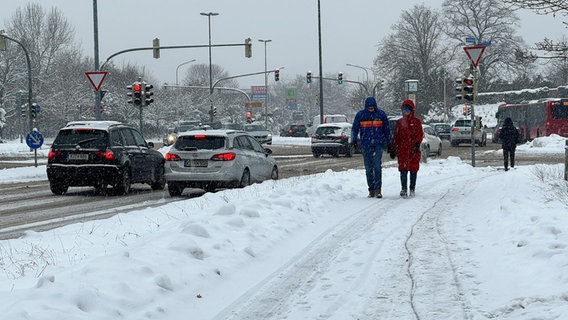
[
  {"x1": 258, "y1": 39, "x2": 272, "y2": 127},
  {"x1": 176, "y1": 59, "x2": 196, "y2": 85},
  {"x1": 200, "y1": 11, "x2": 219, "y2": 122},
  {"x1": 346, "y1": 63, "x2": 371, "y2": 83}
]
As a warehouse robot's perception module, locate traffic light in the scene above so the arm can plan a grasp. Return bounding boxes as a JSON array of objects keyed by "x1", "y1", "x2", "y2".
[
  {"x1": 213, "y1": 106, "x2": 217, "y2": 116},
  {"x1": 463, "y1": 75, "x2": 475, "y2": 101},
  {"x1": 455, "y1": 74, "x2": 475, "y2": 101},
  {"x1": 142, "y1": 82, "x2": 154, "y2": 106},
  {"x1": 127, "y1": 82, "x2": 142, "y2": 106},
  {"x1": 307, "y1": 71, "x2": 312, "y2": 84},
  {"x1": 338, "y1": 72, "x2": 343, "y2": 84},
  {"x1": 153, "y1": 38, "x2": 160, "y2": 59},
  {"x1": 274, "y1": 68, "x2": 280, "y2": 81},
  {"x1": 30, "y1": 103, "x2": 38, "y2": 118},
  {"x1": 462, "y1": 105, "x2": 471, "y2": 116},
  {"x1": 244, "y1": 38, "x2": 252, "y2": 58},
  {"x1": 21, "y1": 104, "x2": 28, "y2": 118}
]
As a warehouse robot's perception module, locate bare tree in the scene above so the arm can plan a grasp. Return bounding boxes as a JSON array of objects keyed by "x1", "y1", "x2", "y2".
[
  {"x1": 374, "y1": 4, "x2": 451, "y2": 116},
  {"x1": 442, "y1": 0, "x2": 531, "y2": 92}
]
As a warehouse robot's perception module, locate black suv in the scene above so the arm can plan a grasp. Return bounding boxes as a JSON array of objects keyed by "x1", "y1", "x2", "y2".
[
  {"x1": 47, "y1": 121, "x2": 165, "y2": 195},
  {"x1": 280, "y1": 124, "x2": 308, "y2": 137}
]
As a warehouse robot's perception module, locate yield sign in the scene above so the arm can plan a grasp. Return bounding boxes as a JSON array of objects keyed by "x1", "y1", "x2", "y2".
[
  {"x1": 463, "y1": 46, "x2": 486, "y2": 68},
  {"x1": 85, "y1": 71, "x2": 108, "y2": 91}
]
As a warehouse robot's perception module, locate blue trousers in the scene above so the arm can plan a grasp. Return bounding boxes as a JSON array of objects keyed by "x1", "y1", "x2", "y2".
[
  {"x1": 400, "y1": 170, "x2": 417, "y2": 191},
  {"x1": 361, "y1": 145, "x2": 384, "y2": 191}
]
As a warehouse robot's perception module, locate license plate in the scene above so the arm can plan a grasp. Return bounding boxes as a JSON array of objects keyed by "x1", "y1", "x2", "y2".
[
  {"x1": 184, "y1": 159, "x2": 208, "y2": 167},
  {"x1": 68, "y1": 153, "x2": 89, "y2": 160}
]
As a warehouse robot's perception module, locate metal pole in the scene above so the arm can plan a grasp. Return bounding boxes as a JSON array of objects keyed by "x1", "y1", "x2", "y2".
[
  {"x1": 200, "y1": 12, "x2": 219, "y2": 123},
  {"x1": 176, "y1": 59, "x2": 196, "y2": 85},
  {"x1": 93, "y1": 0, "x2": 101, "y2": 120},
  {"x1": 259, "y1": 39, "x2": 272, "y2": 127},
  {"x1": 317, "y1": 0, "x2": 324, "y2": 124},
  {"x1": 346, "y1": 63, "x2": 370, "y2": 83}
]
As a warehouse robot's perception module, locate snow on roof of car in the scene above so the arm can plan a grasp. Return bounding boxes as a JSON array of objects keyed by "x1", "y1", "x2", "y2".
[
  {"x1": 316, "y1": 122, "x2": 351, "y2": 128},
  {"x1": 63, "y1": 121, "x2": 123, "y2": 130}
]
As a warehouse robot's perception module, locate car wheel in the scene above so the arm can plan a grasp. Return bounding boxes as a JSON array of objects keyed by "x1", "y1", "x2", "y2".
[
  {"x1": 150, "y1": 164, "x2": 166, "y2": 190},
  {"x1": 271, "y1": 166, "x2": 279, "y2": 180},
  {"x1": 168, "y1": 182, "x2": 183, "y2": 197},
  {"x1": 239, "y1": 169, "x2": 251, "y2": 188},
  {"x1": 313, "y1": 153, "x2": 320, "y2": 158},
  {"x1": 113, "y1": 167, "x2": 131, "y2": 195},
  {"x1": 50, "y1": 182, "x2": 68, "y2": 195},
  {"x1": 451, "y1": 141, "x2": 458, "y2": 147}
]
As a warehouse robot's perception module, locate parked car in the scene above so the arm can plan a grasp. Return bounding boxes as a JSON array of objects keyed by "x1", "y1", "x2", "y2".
[
  {"x1": 243, "y1": 123, "x2": 272, "y2": 144},
  {"x1": 450, "y1": 118, "x2": 487, "y2": 147},
  {"x1": 311, "y1": 122, "x2": 355, "y2": 157},
  {"x1": 164, "y1": 129, "x2": 278, "y2": 196},
  {"x1": 421, "y1": 124, "x2": 443, "y2": 161},
  {"x1": 280, "y1": 124, "x2": 309, "y2": 137},
  {"x1": 430, "y1": 122, "x2": 451, "y2": 141},
  {"x1": 47, "y1": 121, "x2": 165, "y2": 195}
]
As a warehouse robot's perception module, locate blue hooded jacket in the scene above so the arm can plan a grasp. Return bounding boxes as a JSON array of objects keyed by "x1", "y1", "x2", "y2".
[{"x1": 351, "y1": 97, "x2": 391, "y2": 148}]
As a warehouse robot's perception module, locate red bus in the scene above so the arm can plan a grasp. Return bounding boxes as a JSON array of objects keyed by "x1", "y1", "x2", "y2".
[{"x1": 495, "y1": 98, "x2": 568, "y2": 140}]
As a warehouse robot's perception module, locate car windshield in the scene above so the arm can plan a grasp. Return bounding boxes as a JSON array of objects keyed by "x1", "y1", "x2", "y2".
[
  {"x1": 315, "y1": 126, "x2": 343, "y2": 135},
  {"x1": 53, "y1": 129, "x2": 108, "y2": 148},
  {"x1": 454, "y1": 120, "x2": 472, "y2": 127},
  {"x1": 222, "y1": 123, "x2": 243, "y2": 130},
  {"x1": 434, "y1": 124, "x2": 450, "y2": 132},
  {"x1": 175, "y1": 135, "x2": 225, "y2": 150},
  {"x1": 244, "y1": 124, "x2": 266, "y2": 132}
]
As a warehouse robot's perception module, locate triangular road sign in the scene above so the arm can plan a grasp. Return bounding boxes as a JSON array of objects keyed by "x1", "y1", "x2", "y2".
[
  {"x1": 463, "y1": 46, "x2": 486, "y2": 68},
  {"x1": 85, "y1": 71, "x2": 108, "y2": 92}
]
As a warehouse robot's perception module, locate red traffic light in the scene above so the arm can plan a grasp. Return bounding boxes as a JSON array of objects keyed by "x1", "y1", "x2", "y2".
[
  {"x1": 133, "y1": 83, "x2": 141, "y2": 91},
  {"x1": 463, "y1": 77, "x2": 473, "y2": 86}
]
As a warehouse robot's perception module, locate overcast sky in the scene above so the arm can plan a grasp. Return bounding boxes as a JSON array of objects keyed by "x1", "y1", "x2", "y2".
[{"x1": 2, "y1": 1, "x2": 567, "y2": 89}]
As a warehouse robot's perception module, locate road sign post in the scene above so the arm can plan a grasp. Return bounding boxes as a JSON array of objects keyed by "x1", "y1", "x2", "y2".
[{"x1": 25, "y1": 129, "x2": 44, "y2": 167}]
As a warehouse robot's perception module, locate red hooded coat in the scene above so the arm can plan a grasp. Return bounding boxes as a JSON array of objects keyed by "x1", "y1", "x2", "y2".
[{"x1": 392, "y1": 100, "x2": 423, "y2": 172}]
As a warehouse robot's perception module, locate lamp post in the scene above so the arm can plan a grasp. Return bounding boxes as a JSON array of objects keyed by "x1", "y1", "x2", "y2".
[
  {"x1": 346, "y1": 63, "x2": 371, "y2": 83},
  {"x1": 176, "y1": 59, "x2": 196, "y2": 85},
  {"x1": 258, "y1": 39, "x2": 272, "y2": 127},
  {"x1": 200, "y1": 12, "x2": 219, "y2": 122}
]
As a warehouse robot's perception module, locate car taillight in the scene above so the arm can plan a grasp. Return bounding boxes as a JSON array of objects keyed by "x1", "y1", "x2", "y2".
[
  {"x1": 451, "y1": 127, "x2": 459, "y2": 131},
  {"x1": 288, "y1": 129, "x2": 293, "y2": 134},
  {"x1": 165, "y1": 153, "x2": 181, "y2": 161},
  {"x1": 95, "y1": 149, "x2": 114, "y2": 160},
  {"x1": 47, "y1": 149, "x2": 60, "y2": 160},
  {"x1": 211, "y1": 152, "x2": 236, "y2": 161}
]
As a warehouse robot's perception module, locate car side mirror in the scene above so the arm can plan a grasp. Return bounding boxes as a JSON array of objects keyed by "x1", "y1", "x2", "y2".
[
  {"x1": 147, "y1": 141, "x2": 155, "y2": 149},
  {"x1": 264, "y1": 147, "x2": 273, "y2": 155}
]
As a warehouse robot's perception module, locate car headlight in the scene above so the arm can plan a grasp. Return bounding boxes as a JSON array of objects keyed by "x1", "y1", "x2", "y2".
[{"x1": 166, "y1": 134, "x2": 176, "y2": 145}]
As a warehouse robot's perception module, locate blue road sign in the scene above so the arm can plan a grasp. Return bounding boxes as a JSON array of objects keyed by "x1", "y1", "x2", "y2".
[{"x1": 26, "y1": 130, "x2": 44, "y2": 149}]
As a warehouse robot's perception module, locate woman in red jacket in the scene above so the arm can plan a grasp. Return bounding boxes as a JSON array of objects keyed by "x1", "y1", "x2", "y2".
[{"x1": 391, "y1": 99, "x2": 423, "y2": 197}]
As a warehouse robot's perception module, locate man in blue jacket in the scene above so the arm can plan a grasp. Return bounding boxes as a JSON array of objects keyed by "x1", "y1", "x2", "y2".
[{"x1": 351, "y1": 96, "x2": 391, "y2": 198}]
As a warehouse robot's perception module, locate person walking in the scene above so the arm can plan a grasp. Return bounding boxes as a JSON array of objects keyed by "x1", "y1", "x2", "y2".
[
  {"x1": 498, "y1": 117, "x2": 520, "y2": 171},
  {"x1": 390, "y1": 99, "x2": 423, "y2": 197},
  {"x1": 351, "y1": 96, "x2": 391, "y2": 198}
]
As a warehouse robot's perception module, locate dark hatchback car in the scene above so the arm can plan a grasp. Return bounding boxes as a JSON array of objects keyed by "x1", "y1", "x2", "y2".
[
  {"x1": 280, "y1": 124, "x2": 309, "y2": 137},
  {"x1": 47, "y1": 121, "x2": 165, "y2": 195}
]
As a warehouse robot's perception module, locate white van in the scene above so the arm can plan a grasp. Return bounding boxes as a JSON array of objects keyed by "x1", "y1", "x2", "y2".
[{"x1": 307, "y1": 114, "x2": 349, "y2": 135}]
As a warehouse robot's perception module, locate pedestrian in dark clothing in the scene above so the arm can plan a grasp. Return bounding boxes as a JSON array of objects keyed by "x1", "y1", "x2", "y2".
[
  {"x1": 498, "y1": 117, "x2": 520, "y2": 171},
  {"x1": 351, "y1": 96, "x2": 391, "y2": 198},
  {"x1": 391, "y1": 99, "x2": 423, "y2": 197}
]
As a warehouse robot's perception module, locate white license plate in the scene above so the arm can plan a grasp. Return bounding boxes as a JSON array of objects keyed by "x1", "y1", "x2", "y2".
[
  {"x1": 68, "y1": 153, "x2": 89, "y2": 160},
  {"x1": 184, "y1": 159, "x2": 208, "y2": 167}
]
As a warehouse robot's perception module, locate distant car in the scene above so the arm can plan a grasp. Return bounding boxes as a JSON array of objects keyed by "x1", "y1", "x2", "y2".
[
  {"x1": 163, "y1": 121, "x2": 202, "y2": 146},
  {"x1": 307, "y1": 114, "x2": 349, "y2": 135},
  {"x1": 221, "y1": 122, "x2": 244, "y2": 130},
  {"x1": 421, "y1": 124, "x2": 443, "y2": 161},
  {"x1": 243, "y1": 123, "x2": 272, "y2": 144},
  {"x1": 450, "y1": 118, "x2": 487, "y2": 147},
  {"x1": 164, "y1": 129, "x2": 278, "y2": 196},
  {"x1": 430, "y1": 123, "x2": 451, "y2": 141},
  {"x1": 311, "y1": 122, "x2": 355, "y2": 157},
  {"x1": 47, "y1": 121, "x2": 165, "y2": 195},
  {"x1": 280, "y1": 124, "x2": 308, "y2": 137}
]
